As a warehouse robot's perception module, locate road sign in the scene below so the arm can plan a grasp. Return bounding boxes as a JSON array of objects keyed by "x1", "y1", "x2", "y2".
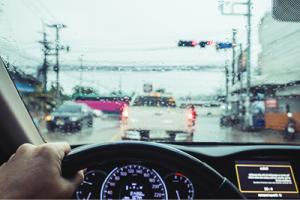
[
  {"x1": 143, "y1": 83, "x2": 153, "y2": 93},
  {"x1": 216, "y1": 42, "x2": 233, "y2": 49}
]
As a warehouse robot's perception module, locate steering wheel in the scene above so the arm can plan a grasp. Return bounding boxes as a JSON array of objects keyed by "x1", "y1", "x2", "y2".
[{"x1": 62, "y1": 141, "x2": 244, "y2": 199}]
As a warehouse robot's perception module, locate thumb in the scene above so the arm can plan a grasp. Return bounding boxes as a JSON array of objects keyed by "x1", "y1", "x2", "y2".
[
  {"x1": 60, "y1": 170, "x2": 84, "y2": 198},
  {"x1": 69, "y1": 170, "x2": 84, "y2": 188}
]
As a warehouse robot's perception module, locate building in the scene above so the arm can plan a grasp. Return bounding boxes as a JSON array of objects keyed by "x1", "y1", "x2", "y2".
[{"x1": 258, "y1": 13, "x2": 300, "y2": 131}]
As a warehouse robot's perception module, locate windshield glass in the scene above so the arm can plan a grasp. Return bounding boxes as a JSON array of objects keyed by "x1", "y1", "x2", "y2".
[{"x1": 2, "y1": 0, "x2": 300, "y2": 145}]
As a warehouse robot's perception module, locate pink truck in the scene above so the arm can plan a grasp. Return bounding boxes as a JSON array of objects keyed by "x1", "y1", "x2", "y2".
[{"x1": 75, "y1": 96, "x2": 131, "y2": 115}]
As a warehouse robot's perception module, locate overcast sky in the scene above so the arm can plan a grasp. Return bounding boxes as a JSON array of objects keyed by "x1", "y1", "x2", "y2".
[
  {"x1": 0, "y1": 0, "x2": 271, "y2": 95},
  {"x1": 1, "y1": 0, "x2": 271, "y2": 66}
]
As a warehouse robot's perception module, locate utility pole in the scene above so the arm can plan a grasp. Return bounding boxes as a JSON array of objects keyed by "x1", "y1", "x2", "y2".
[
  {"x1": 246, "y1": 0, "x2": 252, "y2": 128},
  {"x1": 219, "y1": 0, "x2": 252, "y2": 128},
  {"x1": 232, "y1": 29, "x2": 237, "y2": 85},
  {"x1": 118, "y1": 76, "x2": 123, "y2": 95},
  {"x1": 238, "y1": 43, "x2": 244, "y2": 119},
  {"x1": 225, "y1": 60, "x2": 230, "y2": 113},
  {"x1": 79, "y1": 54, "x2": 83, "y2": 87},
  {"x1": 47, "y1": 24, "x2": 68, "y2": 99},
  {"x1": 38, "y1": 31, "x2": 51, "y2": 93}
]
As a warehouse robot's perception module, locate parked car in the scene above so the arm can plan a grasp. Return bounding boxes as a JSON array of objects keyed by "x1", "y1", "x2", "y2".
[{"x1": 45, "y1": 102, "x2": 93, "y2": 132}]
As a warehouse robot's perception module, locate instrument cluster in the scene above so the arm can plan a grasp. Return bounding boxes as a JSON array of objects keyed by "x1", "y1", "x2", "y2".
[{"x1": 74, "y1": 161, "x2": 197, "y2": 200}]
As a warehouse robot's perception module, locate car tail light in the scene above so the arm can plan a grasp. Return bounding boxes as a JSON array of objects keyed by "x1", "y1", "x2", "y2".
[
  {"x1": 187, "y1": 108, "x2": 196, "y2": 120},
  {"x1": 187, "y1": 111, "x2": 194, "y2": 120},
  {"x1": 187, "y1": 109, "x2": 196, "y2": 127},
  {"x1": 122, "y1": 105, "x2": 129, "y2": 118}
]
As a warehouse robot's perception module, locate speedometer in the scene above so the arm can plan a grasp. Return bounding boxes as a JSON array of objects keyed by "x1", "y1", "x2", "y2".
[{"x1": 100, "y1": 164, "x2": 168, "y2": 199}]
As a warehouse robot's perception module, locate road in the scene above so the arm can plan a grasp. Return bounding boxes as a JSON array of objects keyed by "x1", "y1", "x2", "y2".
[
  {"x1": 41, "y1": 115, "x2": 300, "y2": 145},
  {"x1": 41, "y1": 117, "x2": 121, "y2": 144},
  {"x1": 193, "y1": 116, "x2": 294, "y2": 144}
]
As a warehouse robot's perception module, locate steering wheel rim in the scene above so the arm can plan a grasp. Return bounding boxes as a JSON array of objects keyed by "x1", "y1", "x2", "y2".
[{"x1": 62, "y1": 141, "x2": 244, "y2": 199}]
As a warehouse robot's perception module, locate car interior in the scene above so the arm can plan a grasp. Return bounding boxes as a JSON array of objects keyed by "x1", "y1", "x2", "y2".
[{"x1": 1, "y1": 0, "x2": 300, "y2": 199}]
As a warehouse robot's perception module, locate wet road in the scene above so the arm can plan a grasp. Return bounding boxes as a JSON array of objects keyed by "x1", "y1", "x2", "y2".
[
  {"x1": 41, "y1": 115, "x2": 300, "y2": 145},
  {"x1": 41, "y1": 117, "x2": 121, "y2": 144},
  {"x1": 193, "y1": 116, "x2": 295, "y2": 144}
]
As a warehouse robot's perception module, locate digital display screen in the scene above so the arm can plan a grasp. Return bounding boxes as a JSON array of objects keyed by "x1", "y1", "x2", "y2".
[{"x1": 235, "y1": 161, "x2": 299, "y2": 199}]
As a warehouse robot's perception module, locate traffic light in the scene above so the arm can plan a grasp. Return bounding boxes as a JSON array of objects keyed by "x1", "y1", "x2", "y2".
[
  {"x1": 178, "y1": 40, "x2": 218, "y2": 48},
  {"x1": 178, "y1": 40, "x2": 197, "y2": 47},
  {"x1": 207, "y1": 40, "x2": 214, "y2": 46},
  {"x1": 53, "y1": 65, "x2": 59, "y2": 72},
  {"x1": 199, "y1": 41, "x2": 208, "y2": 48}
]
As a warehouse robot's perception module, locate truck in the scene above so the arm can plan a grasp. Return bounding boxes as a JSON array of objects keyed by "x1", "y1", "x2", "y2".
[
  {"x1": 120, "y1": 93, "x2": 196, "y2": 141},
  {"x1": 74, "y1": 94, "x2": 131, "y2": 118}
]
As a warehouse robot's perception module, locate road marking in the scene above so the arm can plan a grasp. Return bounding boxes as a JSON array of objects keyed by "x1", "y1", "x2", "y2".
[{"x1": 109, "y1": 132, "x2": 120, "y2": 142}]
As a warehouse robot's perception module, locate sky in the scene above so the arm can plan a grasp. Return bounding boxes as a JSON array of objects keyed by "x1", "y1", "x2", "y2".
[{"x1": 0, "y1": 0, "x2": 271, "y2": 96}]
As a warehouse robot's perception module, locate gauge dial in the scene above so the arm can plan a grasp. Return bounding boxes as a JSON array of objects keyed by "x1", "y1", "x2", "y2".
[
  {"x1": 165, "y1": 172, "x2": 195, "y2": 200},
  {"x1": 100, "y1": 164, "x2": 168, "y2": 199},
  {"x1": 75, "y1": 170, "x2": 106, "y2": 200}
]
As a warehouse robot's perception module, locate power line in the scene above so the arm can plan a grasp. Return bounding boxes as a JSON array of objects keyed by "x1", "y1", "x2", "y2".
[
  {"x1": 70, "y1": 46, "x2": 179, "y2": 54},
  {"x1": 20, "y1": 0, "x2": 46, "y2": 23},
  {"x1": 35, "y1": 0, "x2": 58, "y2": 22}
]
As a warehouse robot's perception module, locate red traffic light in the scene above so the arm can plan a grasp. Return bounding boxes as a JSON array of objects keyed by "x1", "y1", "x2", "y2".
[
  {"x1": 191, "y1": 40, "x2": 197, "y2": 46},
  {"x1": 207, "y1": 40, "x2": 214, "y2": 46}
]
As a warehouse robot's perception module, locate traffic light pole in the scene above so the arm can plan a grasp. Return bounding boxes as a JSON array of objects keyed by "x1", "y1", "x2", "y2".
[{"x1": 219, "y1": 0, "x2": 253, "y2": 129}]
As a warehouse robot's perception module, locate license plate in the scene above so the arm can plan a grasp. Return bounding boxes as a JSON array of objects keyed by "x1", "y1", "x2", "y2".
[
  {"x1": 150, "y1": 130, "x2": 165, "y2": 136},
  {"x1": 56, "y1": 120, "x2": 64, "y2": 125},
  {"x1": 288, "y1": 127, "x2": 295, "y2": 133}
]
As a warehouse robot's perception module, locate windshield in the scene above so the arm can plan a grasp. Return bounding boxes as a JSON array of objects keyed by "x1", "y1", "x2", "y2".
[{"x1": 2, "y1": 0, "x2": 300, "y2": 145}]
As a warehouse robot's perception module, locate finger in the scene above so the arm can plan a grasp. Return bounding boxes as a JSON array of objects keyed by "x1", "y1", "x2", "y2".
[
  {"x1": 46, "y1": 142, "x2": 71, "y2": 161},
  {"x1": 0, "y1": 161, "x2": 7, "y2": 168},
  {"x1": 8, "y1": 153, "x2": 16, "y2": 162},
  {"x1": 70, "y1": 170, "x2": 84, "y2": 187},
  {"x1": 16, "y1": 143, "x2": 35, "y2": 155},
  {"x1": 61, "y1": 170, "x2": 84, "y2": 196}
]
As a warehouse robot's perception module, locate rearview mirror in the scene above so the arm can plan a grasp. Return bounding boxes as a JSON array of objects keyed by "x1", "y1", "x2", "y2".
[{"x1": 273, "y1": 0, "x2": 300, "y2": 22}]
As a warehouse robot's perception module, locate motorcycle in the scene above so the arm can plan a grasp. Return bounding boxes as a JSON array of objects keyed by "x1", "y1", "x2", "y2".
[{"x1": 284, "y1": 112, "x2": 297, "y2": 140}]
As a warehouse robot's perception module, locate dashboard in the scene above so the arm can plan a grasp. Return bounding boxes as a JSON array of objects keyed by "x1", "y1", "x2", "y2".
[
  {"x1": 74, "y1": 160, "x2": 198, "y2": 199},
  {"x1": 72, "y1": 144, "x2": 300, "y2": 199},
  {"x1": 180, "y1": 144, "x2": 300, "y2": 199}
]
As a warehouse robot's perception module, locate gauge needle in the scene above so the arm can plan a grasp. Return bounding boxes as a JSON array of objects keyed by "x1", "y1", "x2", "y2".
[
  {"x1": 175, "y1": 190, "x2": 180, "y2": 200},
  {"x1": 86, "y1": 192, "x2": 92, "y2": 200},
  {"x1": 83, "y1": 180, "x2": 93, "y2": 185}
]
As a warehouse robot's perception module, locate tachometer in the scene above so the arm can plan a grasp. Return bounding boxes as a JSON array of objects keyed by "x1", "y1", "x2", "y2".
[
  {"x1": 75, "y1": 170, "x2": 106, "y2": 200},
  {"x1": 100, "y1": 164, "x2": 168, "y2": 199},
  {"x1": 164, "y1": 172, "x2": 195, "y2": 200}
]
